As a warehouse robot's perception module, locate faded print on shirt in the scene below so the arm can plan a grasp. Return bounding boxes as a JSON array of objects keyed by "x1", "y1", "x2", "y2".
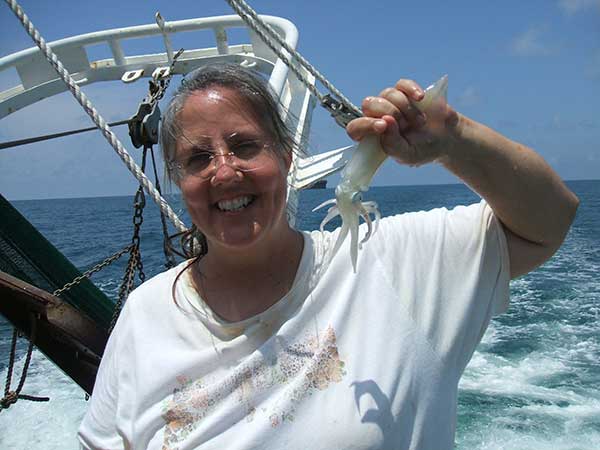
[{"x1": 161, "y1": 325, "x2": 346, "y2": 448}]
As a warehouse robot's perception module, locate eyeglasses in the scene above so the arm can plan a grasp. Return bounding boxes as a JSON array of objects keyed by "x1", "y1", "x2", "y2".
[{"x1": 170, "y1": 139, "x2": 271, "y2": 180}]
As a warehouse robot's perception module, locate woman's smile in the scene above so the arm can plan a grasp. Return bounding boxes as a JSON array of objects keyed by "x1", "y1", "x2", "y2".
[{"x1": 215, "y1": 195, "x2": 256, "y2": 213}]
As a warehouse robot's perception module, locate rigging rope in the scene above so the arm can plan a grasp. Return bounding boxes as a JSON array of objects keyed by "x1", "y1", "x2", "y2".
[
  {"x1": 225, "y1": 0, "x2": 363, "y2": 119},
  {"x1": 0, "y1": 320, "x2": 50, "y2": 412},
  {"x1": 4, "y1": 0, "x2": 187, "y2": 234},
  {"x1": 0, "y1": 119, "x2": 130, "y2": 151}
]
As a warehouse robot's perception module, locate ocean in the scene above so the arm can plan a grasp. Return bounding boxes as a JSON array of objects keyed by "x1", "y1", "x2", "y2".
[{"x1": 1, "y1": 180, "x2": 598, "y2": 449}]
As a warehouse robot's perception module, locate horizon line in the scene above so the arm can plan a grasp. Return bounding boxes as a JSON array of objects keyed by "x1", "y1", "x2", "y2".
[{"x1": 6, "y1": 178, "x2": 598, "y2": 202}]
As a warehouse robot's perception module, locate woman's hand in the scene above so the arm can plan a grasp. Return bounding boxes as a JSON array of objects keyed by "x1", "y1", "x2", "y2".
[{"x1": 346, "y1": 78, "x2": 460, "y2": 167}]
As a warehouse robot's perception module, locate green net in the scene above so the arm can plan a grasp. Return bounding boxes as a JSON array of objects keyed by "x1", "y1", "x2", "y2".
[{"x1": 0, "y1": 194, "x2": 114, "y2": 330}]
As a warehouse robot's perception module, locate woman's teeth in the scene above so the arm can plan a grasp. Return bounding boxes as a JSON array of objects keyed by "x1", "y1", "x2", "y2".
[{"x1": 217, "y1": 196, "x2": 254, "y2": 212}]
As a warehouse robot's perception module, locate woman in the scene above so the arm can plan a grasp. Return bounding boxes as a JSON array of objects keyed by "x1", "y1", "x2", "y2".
[{"x1": 79, "y1": 64, "x2": 578, "y2": 449}]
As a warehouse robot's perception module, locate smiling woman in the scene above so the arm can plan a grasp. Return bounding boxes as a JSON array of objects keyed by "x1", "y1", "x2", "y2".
[
  {"x1": 78, "y1": 61, "x2": 578, "y2": 450},
  {"x1": 0, "y1": 0, "x2": 592, "y2": 447}
]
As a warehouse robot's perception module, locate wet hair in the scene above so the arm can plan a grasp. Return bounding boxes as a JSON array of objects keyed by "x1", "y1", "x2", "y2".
[
  {"x1": 160, "y1": 63, "x2": 298, "y2": 302},
  {"x1": 160, "y1": 62, "x2": 297, "y2": 184}
]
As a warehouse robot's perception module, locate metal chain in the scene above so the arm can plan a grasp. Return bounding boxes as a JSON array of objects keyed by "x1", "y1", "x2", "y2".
[
  {"x1": 131, "y1": 187, "x2": 146, "y2": 284},
  {"x1": 130, "y1": 146, "x2": 148, "y2": 285},
  {"x1": 52, "y1": 244, "x2": 134, "y2": 297},
  {"x1": 109, "y1": 246, "x2": 140, "y2": 333},
  {"x1": 148, "y1": 48, "x2": 184, "y2": 105},
  {"x1": 108, "y1": 149, "x2": 150, "y2": 333},
  {"x1": 149, "y1": 146, "x2": 177, "y2": 269}
]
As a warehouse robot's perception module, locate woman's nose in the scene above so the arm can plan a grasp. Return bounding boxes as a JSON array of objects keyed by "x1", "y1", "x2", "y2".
[{"x1": 210, "y1": 156, "x2": 242, "y2": 185}]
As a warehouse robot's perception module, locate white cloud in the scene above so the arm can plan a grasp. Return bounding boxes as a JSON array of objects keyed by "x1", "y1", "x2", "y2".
[
  {"x1": 510, "y1": 26, "x2": 556, "y2": 56},
  {"x1": 455, "y1": 86, "x2": 481, "y2": 107},
  {"x1": 558, "y1": 0, "x2": 600, "y2": 14}
]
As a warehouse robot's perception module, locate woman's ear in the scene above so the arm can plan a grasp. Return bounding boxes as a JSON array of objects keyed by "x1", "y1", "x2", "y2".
[
  {"x1": 277, "y1": 149, "x2": 293, "y2": 177},
  {"x1": 284, "y1": 150, "x2": 293, "y2": 171}
]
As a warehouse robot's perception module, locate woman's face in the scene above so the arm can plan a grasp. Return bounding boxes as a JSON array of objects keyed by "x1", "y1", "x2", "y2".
[{"x1": 175, "y1": 87, "x2": 291, "y2": 253}]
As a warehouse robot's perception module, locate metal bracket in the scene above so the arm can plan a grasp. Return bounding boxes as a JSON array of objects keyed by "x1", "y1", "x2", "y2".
[
  {"x1": 128, "y1": 100, "x2": 161, "y2": 148},
  {"x1": 155, "y1": 12, "x2": 174, "y2": 64},
  {"x1": 321, "y1": 94, "x2": 362, "y2": 129}
]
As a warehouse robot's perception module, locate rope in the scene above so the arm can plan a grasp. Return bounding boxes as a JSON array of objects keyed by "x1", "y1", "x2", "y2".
[
  {"x1": 4, "y1": 0, "x2": 187, "y2": 234},
  {"x1": 0, "y1": 119, "x2": 130, "y2": 150},
  {"x1": 225, "y1": 0, "x2": 362, "y2": 117},
  {"x1": 3, "y1": 329, "x2": 17, "y2": 399},
  {"x1": 227, "y1": 0, "x2": 322, "y2": 102},
  {"x1": 1, "y1": 321, "x2": 50, "y2": 412}
]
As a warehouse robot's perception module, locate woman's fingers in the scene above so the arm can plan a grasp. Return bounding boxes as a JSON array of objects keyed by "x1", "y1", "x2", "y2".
[
  {"x1": 362, "y1": 93, "x2": 408, "y2": 130},
  {"x1": 347, "y1": 78, "x2": 451, "y2": 167},
  {"x1": 379, "y1": 87, "x2": 426, "y2": 129},
  {"x1": 379, "y1": 115, "x2": 410, "y2": 157},
  {"x1": 359, "y1": 80, "x2": 427, "y2": 133},
  {"x1": 346, "y1": 117, "x2": 388, "y2": 141},
  {"x1": 394, "y1": 79, "x2": 424, "y2": 101},
  {"x1": 347, "y1": 114, "x2": 413, "y2": 162}
]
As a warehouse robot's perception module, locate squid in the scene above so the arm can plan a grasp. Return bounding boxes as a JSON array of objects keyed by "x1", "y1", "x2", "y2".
[{"x1": 313, "y1": 76, "x2": 449, "y2": 272}]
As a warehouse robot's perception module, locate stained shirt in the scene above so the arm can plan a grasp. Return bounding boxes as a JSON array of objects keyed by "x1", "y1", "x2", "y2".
[{"x1": 79, "y1": 201, "x2": 510, "y2": 450}]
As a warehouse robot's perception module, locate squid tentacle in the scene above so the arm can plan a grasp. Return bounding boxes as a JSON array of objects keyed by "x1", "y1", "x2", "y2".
[
  {"x1": 361, "y1": 201, "x2": 381, "y2": 237},
  {"x1": 318, "y1": 206, "x2": 341, "y2": 232},
  {"x1": 312, "y1": 198, "x2": 337, "y2": 212},
  {"x1": 331, "y1": 216, "x2": 352, "y2": 261},
  {"x1": 357, "y1": 202, "x2": 373, "y2": 248}
]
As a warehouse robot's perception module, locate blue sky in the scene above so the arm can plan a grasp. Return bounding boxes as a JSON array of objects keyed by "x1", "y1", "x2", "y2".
[{"x1": 0, "y1": 0, "x2": 598, "y2": 200}]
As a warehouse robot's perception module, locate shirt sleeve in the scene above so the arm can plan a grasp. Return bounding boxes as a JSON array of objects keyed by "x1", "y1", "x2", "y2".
[
  {"x1": 376, "y1": 201, "x2": 510, "y2": 376},
  {"x1": 78, "y1": 304, "x2": 129, "y2": 449}
]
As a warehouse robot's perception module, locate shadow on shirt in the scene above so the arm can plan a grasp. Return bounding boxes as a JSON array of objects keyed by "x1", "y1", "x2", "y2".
[{"x1": 351, "y1": 379, "x2": 416, "y2": 448}]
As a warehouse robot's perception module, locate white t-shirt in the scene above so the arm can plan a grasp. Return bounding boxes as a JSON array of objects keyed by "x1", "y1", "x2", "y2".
[{"x1": 79, "y1": 201, "x2": 510, "y2": 450}]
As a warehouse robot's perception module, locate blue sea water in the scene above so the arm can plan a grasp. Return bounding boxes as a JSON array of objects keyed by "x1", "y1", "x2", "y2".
[{"x1": 1, "y1": 180, "x2": 598, "y2": 449}]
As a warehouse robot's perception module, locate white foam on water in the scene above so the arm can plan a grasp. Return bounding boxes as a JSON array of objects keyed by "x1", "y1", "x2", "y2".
[
  {"x1": 461, "y1": 351, "x2": 581, "y2": 402},
  {"x1": 459, "y1": 426, "x2": 600, "y2": 450},
  {"x1": 518, "y1": 400, "x2": 600, "y2": 424},
  {"x1": 459, "y1": 347, "x2": 600, "y2": 449},
  {"x1": 94, "y1": 279, "x2": 120, "y2": 299},
  {"x1": 457, "y1": 258, "x2": 600, "y2": 450},
  {"x1": 0, "y1": 350, "x2": 87, "y2": 450}
]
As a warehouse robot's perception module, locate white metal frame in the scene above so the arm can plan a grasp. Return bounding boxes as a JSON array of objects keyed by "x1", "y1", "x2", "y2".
[
  {"x1": 0, "y1": 14, "x2": 352, "y2": 225},
  {"x1": 0, "y1": 15, "x2": 301, "y2": 118}
]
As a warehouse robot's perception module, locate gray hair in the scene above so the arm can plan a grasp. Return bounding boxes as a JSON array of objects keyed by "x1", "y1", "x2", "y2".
[
  {"x1": 159, "y1": 63, "x2": 297, "y2": 183},
  {"x1": 160, "y1": 63, "x2": 298, "y2": 265}
]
